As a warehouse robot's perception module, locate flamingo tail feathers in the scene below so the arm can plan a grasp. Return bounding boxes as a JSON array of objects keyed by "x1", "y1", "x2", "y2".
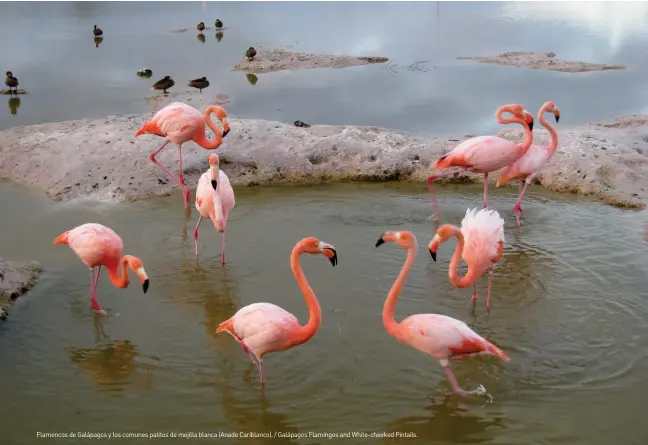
[
  {"x1": 215, "y1": 317, "x2": 235, "y2": 335},
  {"x1": 52, "y1": 231, "x2": 70, "y2": 245},
  {"x1": 486, "y1": 341, "x2": 510, "y2": 361},
  {"x1": 135, "y1": 120, "x2": 163, "y2": 137}
]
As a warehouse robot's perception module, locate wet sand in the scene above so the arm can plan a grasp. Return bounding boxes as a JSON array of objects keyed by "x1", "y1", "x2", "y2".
[{"x1": 458, "y1": 51, "x2": 626, "y2": 73}]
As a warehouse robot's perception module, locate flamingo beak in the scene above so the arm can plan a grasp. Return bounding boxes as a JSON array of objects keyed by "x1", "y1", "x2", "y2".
[
  {"x1": 222, "y1": 119, "x2": 230, "y2": 137},
  {"x1": 136, "y1": 267, "x2": 150, "y2": 293},
  {"x1": 211, "y1": 180, "x2": 217, "y2": 190},
  {"x1": 554, "y1": 108, "x2": 560, "y2": 123},
  {"x1": 375, "y1": 236, "x2": 385, "y2": 247},
  {"x1": 428, "y1": 235, "x2": 440, "y2": 262}
]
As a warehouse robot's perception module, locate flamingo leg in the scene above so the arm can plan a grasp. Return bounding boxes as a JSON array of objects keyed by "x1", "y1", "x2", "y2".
[
  {"x1": 483, "y1": 172, "x2": 489, "y2": 209},
  {"x1": 148, "y1": 140, "x2": 188, "y2": 207},
  {"x1": 177, "y1": 144, "x2": 191, "y2": 207},
  {"x1": 193, "y1": 215, "x2": 202, "y2": 258},
  {"x1": 471, "y1": 281, "x2": 478, "y2": 303},
  {"x1": 514, "y1": 179, "x2": 531, "y2": 228},
  {"x1": 427, "y1": 168, "x2": 468, "y2": 226},
  {"x1": 485, "y1": 269, "x2": 494, "y2": 313},
  {"x1": 89, "y1": 266, "x2": 106, "y2": 315},
  {"x1": 257, "y1": 356, "x2": 265, "y2": 385},
  {"x1": 221, "y1": 232, "x2": 226, "y2": 265},
  {"x1": 443, "y1": 364, "x2": 483, "y2": 397}
]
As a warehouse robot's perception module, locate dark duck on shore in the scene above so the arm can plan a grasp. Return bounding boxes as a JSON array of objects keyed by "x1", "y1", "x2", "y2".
[
  {"x1": 246, "y1": 46, "x2": 257, "y2": 61},
  {"x1": 215, "y1": 19, "x2": 223, "y2": 29},
  {"x1": 93, "y1": 25, "x2": 103, "y2": 37},
  {"x1": 188, "y1": 77, "x2": 210, "y2": 92},
  {"x1": 152, "y1": 76, "x2": 175, "y2": 93},
  {"x1": 5, "y1": 71, "x2": 18, "y2": 93},
  {"x1": 197, "y1": 22, "x2": 205, "y2": 32}
]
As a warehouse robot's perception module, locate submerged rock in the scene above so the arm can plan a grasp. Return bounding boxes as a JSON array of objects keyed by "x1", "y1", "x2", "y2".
[
  {"x1": 0, "y1": 256, "x2": 41, "y2": 322},
  {"x1": 0, "y1": 113, "x2": 646, "y2": 208}
]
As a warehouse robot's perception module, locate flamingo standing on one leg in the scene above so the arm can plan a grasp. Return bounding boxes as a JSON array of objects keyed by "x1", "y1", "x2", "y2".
[
  {"x1": 52, "y1": 223, "x2": 150, "y2": 315},
  {"x1": 428, "y1": 208, "x2": 505, "y2": 312},
  {"x1": 194, "y1": 154, "x2": 235, "y2": 264},
  {"x1": 496, "y1": 101, "x2": 561, "y2": 228},
  {"x1": 427, "y1": 104, "x2": 534, "y2": 224},
  {"x1": 215, "y1": 237, "x2": 338, "y2": 385},
  {"x1": 375, "y1": 231, "x2": 509, "y2": 397},
  {"x1": 134, "y1": 102, "x2": 230, "y2": 209}
]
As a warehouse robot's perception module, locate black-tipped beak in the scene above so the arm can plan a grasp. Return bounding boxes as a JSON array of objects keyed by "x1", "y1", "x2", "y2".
[
  {"x1": 327, "y1": 249, "x2": 338, "y2": 267},
  {"x1": 429, "y1": 249, "x2": 437, "y2": 262},
  {"x1": 555, "y1": 115, "x2": 560, "y2": 123},
  {"x1": 222, "y1": 128, "x2": 230, "y2": 137},
  {"x1": 375, "y1": 238, "x2": 385, "y2": 248},
  {"x1": 211, "y1": 179, "x2": 217, "y2": 190},
  {"x1": 143, "y1": 279, "x2": 150, "y2": 294},
  {"x1": 528, "y1": 119, "x2": 534, "y2": 132}
]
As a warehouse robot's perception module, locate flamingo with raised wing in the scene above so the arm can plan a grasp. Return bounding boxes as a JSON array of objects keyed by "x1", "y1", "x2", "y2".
[
  {"x1": 496, "y1": 101, "x2": 560, "y2": 227},
  {"x1": 52, "y1": 223, "x2": 150, "y2": 315},
  {"x1": 135, "y1": 102, "x2": 230, "y2": 208},
  {"x1": 216, "y1": 237, "x2": 338, "y2": 385},
  {"x1": 194, "y1": 154, "x2": 235, "y2": 264},
  {"x1": 428, "y1": 208, "x2": 505, "y2": 312},
  {"x1": 376, "y1": 230, "x2": 509, "y2": 397},
  {"x1": 427, "y1": 104, "x2": 534, "y2": 224}
]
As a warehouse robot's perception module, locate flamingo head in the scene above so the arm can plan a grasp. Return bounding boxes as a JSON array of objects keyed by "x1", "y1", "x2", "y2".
[
  {"x1": 503, "y1": 104, "x2": 534, "y2": 131},
  {"x1": 543, "y1": 101, "x2": 560, "y2": 123},
  {"x1": 375, "y1": 231, "x2": 417, "y2": 250},
  {"x1": 209, "y1": 154, "x2": 220, "y2": 189},
  {"x1": 427, "y1": 225, "x2": 455, "y2": 262},
  {"x1": 299, "y1": 237, "x2": 338, "y2": 267},
  {"x1": 124, "y1": 255, "x2": 150, "y2": 293}
]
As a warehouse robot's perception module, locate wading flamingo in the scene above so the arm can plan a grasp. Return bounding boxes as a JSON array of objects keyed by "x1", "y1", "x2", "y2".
[
  {"x1": 52, "y1": 223, "x2": 150, "y2": 315},
  {"x1": 375, "y1": 231, "x2": 509, "y2": 397},
  {"x1": 428, "y1": 104, "x2": 534, "y2": 224},
  {"x1": 216, "y1": 237, "x2": 338, "y2": 385},
  {"x1": 428, "y1": 208, "x2": 505, "y2": 312},
  {"x1": 194, "y1": 154, "x2": 235, "y2": 264},
  {"x1": 496, "y1": 101, "x2": 560, "y2": 227},
  {"x1": 135, "y1": 102, "x2": 230, "y2": 209}
]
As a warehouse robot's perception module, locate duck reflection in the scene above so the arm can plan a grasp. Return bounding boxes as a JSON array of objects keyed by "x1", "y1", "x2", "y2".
[
  {"x1": 385, "y1": 396, "x2": 507, "y2": 443},
  {"x1": 8, "y1": 96, "x2": 20, "y2": 115},
  {"x1": 197, "y1": 33, "x2": 206, "y2": 43},
  {"x1": 67, "y1": 319, "x2": 156, "y2": 397},
  {"x1": 93, "y1": 36, "x2": 103, "y2": 48},
  {"x1": 246, "y1": 73, "x2": 259, "y2": 86},
  {"x1": 215, "y1": 31, "x2": 224, "y2": 42}
]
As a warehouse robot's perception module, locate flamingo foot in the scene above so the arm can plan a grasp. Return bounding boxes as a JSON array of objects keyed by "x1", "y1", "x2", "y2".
[
  {"x1": 91, "y1": 298, "x2": 106, "y2": 316},
  {"x1": 513, "y1": 204, "x2": 522, "y2": 228}
]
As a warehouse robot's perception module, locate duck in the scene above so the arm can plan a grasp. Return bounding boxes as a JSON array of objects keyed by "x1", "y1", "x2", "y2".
[
  {"x1": 5, "y1": 71, "x2": 18, "y2": 93},
  {"x1": 152, "y1": 76, "x2": 175, "y2": 93},
  {"x1": 197, "y1": 22, "x2": 205, "y2": 32},
  {"x1": 294, "y1": 120, "x2": 311, "y2": 128},
  {"x1": 246, "y1": 46, "x2": 257, "y2": 61},
  {"x1": 93, "y1": 25, "x2": 103, "y2": 37},
  {"x1": 188, "y1": 77, "x2": 210, "y2": 92},
  {"x1": 137, "y1": 68, "x2": 153, "y2": 78},
  {"x1": 215, "y1": 19, "x2": 223, "y2": 29}
]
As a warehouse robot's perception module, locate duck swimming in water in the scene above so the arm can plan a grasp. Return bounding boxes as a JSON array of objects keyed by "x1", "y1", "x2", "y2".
[
  {"x1": 5, "y1": 71, "x2": 18, "y2": 94},
  {"x1": 215, "y1": 19, "x2": 223, "y2": 29},
  {"x1": 152, "y1": 76, "x2": 175, "y2": 94},
  {"x1": 197, "y1": 22, "x2": 205, "y2": 32},
  {"x1": 93, "y1": 25, "x2": 103, "y2": 37},
  {"x1": 246, "y1": 46, "x2": 257, "y2": 61},
  {"x1": 188, "y1": 77, "x2": 210, "y2": 92}
]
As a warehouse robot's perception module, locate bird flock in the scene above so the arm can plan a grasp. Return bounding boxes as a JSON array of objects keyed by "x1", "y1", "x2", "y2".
[{"x1": 49, "y1": 93, "x2": 560, "y2": 397}]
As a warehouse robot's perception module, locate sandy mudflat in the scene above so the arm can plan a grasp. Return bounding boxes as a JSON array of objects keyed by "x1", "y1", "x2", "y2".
[{"x1": 458, "y1": 51, "x2": 626, "y2": 73}]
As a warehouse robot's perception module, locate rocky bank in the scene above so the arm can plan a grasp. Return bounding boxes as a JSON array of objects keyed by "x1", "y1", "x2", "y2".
[
  {"x1": 0, "y1": 256, "x2": 41, "y2": 323},
  {"x1": 0, "y1": 113, "x2": 647, "y2": 208},
  {"x1": 458, "y1": 51, "x2": 626, "y2": 73}
]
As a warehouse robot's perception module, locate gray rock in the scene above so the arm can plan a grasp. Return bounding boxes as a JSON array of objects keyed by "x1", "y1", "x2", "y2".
[{"x1": 0, "y1": 257, "x2": 41, "y2": 322}]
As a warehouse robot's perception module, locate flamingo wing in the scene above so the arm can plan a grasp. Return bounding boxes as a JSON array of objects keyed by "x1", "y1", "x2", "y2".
[
  {"x1": 194, "y1": 171, "x2": 214, "y2": 216},
  {"x1": 460, "y1": 208, "x2": 505, "y2": 269},
  {"x1": 217, "y1": 169, "x2": 236, "y2": 216},
  {"x1": 498, "y1": 144, "x2": 551, "y2": 184},
  {"x1": 230, "y1": 302, "x2": 300, "y2": 355},
  {"x1": 66, "y1": 223, "x2": 123, "y2": 267}
]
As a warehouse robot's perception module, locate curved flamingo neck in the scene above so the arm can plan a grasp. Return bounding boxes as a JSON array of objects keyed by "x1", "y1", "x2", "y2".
[
  {"x1": 383, "y1": 243, "x2": 417, "y2": 340},
  {"x1": 106, "y1": 256, "x2": 132, "y2": 289},
  {"x1": 194, "y1": 108, "x2": 223, "y2": 149},
  {"x1": 447, "y1": 227, "x2": 480, "y2": 288},
  {"x1": 539, "y1": 106, "x2": 559, "y2": 157},
  {"x1": 290, "y1": 245, "x2": 322, "y2": 346},
  {"x1": 495, "y1": 107, "x2": 533, "y2": 157}
]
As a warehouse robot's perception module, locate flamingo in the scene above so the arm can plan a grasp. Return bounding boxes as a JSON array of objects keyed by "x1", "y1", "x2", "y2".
[
  {"x1": 496, "y1": 101, "x2": 561, "y2": 227},
  {"x1": 428, "y1": 208, "x2": 505, "y2": 312},
  {"x1": 134, "y1": 102, "x2": 230, "y2": 209},
  {"x1": 216, "y1": 237, "x2": 338, "y2": 385},
  {"x1": 194, "y1": 154, "x2": 236, "y2": 264},
  {"x1": 375, "y1": 230, "x2": 509, "y2": 397},
  {"x1": 427, "y1": 104, "x2": 534, "y2": 224},
  {"x1": 52, "y1": 223, "x2": 150, "y2": 315}
]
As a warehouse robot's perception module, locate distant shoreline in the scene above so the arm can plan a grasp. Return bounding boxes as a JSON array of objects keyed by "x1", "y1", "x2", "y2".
[{"x1": 0, "y1": 113, "x2": 646, "y2": 209}]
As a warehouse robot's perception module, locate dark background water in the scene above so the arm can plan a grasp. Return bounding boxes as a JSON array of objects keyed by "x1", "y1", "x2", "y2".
[{"x1": 2, "y1": 1, "x2": 648, "y2": 136}]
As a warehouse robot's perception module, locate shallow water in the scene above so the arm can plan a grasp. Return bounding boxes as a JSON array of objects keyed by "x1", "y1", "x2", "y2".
[
  {"x1": 3, "y1": 2, "x2": 648, "y2": 135},
  {"x1": 1, "y1": 181, "x2": 648, "y2": 444}
]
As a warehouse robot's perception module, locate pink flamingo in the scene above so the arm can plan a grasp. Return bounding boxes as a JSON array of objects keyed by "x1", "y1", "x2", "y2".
[
  {"x1": 496, "y1": 101, "x2": 561, "y2": 227},
  {"x1": 428, "y1": 208, "x2": 505, "y2": 312},
  {"x1": 52, "y1": 223, "x2": 150, "y2": 315},
  {"x1": 135, "y1": 102, "x2": 230, "y2": 209},
  {"x1": 216, "y1": 237, "x2": 338, "y2": 385},
  {"x1": 375, "y1": 230, "x2": 509, "y2": 397},
  {"x1": 427, "y1": 104, "x2": 534, "y2": 224},
  {"x1": 194, "y1": 154, "x2": 236, "y2": 264}
]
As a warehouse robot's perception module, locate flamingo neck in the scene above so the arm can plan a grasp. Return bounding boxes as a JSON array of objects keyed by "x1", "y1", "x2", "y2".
[
  {"x1": 289, "y1": 245, "x2": 322, "y2": 347},
  {"x1": 447, "y1": 227, "x2": 480, "y2": 288},
  {"x1": 106, "y1": 256, "x2": 131, "y2": 289},
  {"x1": 383, "y1": 244, "x2": 417, "y2": 340},
  {"x1": 194, "y1": 109, "x2": 223, "y2": 149},
  {"x1": 539, "y1": 108, "x2": 559, "y2": 157},
  {"x1": 494, "y1": 107, "x2": 533, "y2": 157}
]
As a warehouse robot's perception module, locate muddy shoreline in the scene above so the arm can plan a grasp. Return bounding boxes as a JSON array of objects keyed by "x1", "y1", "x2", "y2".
[
  {"x1": 0, "y1": 113, "x2": 646, "y2": 208},
  {"x1": 458, "y1": 51, "x2": 626, "y2": 73},
  {"x1": 0, "y1": 257, "x2": 41, "y2": 323}
]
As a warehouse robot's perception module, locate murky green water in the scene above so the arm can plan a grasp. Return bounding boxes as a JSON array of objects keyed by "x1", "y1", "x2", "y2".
[{"x1": 1, "y1": 181, "x2": 647, "y2": 444}]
